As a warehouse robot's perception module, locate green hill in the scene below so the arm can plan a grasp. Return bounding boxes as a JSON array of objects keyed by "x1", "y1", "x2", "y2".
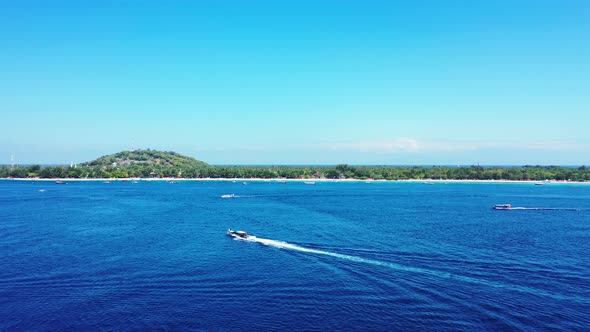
[
  {"x1": 83, "y1": 149, "x2": 208, "y2": 168},
  {"x1": 78, "y1": 149, "x2": 209, "y2": 178}
]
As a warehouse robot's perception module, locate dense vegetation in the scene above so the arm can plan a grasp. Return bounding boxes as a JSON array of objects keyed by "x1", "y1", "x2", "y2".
[{"x1": 1, "y1": 150, "x2": 589, "y2": 181}]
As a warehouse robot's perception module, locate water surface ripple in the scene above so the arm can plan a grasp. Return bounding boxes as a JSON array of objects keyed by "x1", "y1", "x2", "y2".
[{"x1": 1, "y1": 180, "x2": 589, "y2": 330}]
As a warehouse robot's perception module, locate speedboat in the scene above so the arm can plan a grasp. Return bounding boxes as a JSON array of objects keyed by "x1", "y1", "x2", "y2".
[
  {"x1": 55, "y1": 180, "x2": 66, "y2": 185},
  {"x1": 493, "y1": 204, "x2": 512, "y2": 210},
  {"x1": 227, "y1": 228, "x2": 251, "y2": 239},
  {"x1": 220, "y1": 194, "x2": 236, "y2": 198}
]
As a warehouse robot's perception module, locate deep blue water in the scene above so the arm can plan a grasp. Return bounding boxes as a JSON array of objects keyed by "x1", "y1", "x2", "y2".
[{"x1": 1, "y1": 180, "x2": 589, "y2": 331}]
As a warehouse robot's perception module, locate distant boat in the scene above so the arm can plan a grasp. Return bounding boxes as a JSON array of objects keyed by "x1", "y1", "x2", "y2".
[
  {"x1": 242, "y1": 182, "x2": 248, "y2": 185},
  {"x1": 55, "y1": 180, "x2": 66, "y2": 185},
  {"x1": 38, "y1": 189, "x2": 46, "y2": 192},
  {"x1": 304, "y1": 181, "x2": 316, "y2": 185},
  {"x1": 493, "y1": 204, "x2": 512, "y2": 210},
  {"x1": 534, "y1": 182, "x2": 544, "y2": 186},
  {"x1": 220, "y1": 194, "x2": 236, "y2": 199},
  {"x1": 168, "y1": 180, "x2": 177, "y2": 184},
  {"x1": 132, "y1": 181, "x2": 139, "y2": 184},
  {"x1": 278, "y1": 180, "x2": 287, "y2": 184},
  {"x1": 104, "y1": 180, "x2": 111, "y2": 184},
  {"x1": 423, "y1": 181, "x2": 434, "y2": 185}
]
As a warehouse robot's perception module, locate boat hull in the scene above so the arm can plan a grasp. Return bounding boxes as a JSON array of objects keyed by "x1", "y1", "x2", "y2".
[{"x1": 227, "y1": 229, "x2": 251, "y2": 240}]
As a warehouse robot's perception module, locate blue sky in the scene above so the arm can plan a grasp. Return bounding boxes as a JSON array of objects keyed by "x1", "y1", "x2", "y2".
[{"x1": 1, "y1": 1, "x2": 589, "y2": 165}]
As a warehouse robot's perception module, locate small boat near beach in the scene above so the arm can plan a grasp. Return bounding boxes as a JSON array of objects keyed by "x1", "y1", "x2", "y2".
[
  {"x1": 304, "y1": 181, "x2": 316, "y2": 185},
  {"x1": 227, "y1": 228, "x2": 251, "y2": 239},
  {"x1": 55, "y1": 180, "x2": 66, "y2": 185},
  {"x1": 493, "y1": 204, "x2": 512, "y2": 210}
]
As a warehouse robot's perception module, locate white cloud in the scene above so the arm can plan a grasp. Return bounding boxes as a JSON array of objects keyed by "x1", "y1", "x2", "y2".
[
  {"x1": 314, "y1": 138, "x2": 590, "y2": 153},
  {"x1": 194, "y1": 138, "x2": 590, "y2": 154}
]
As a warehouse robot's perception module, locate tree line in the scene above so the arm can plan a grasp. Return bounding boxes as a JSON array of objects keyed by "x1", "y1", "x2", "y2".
[{"x1": 1, "y1": 164, "x2": 589, "y2": 181}]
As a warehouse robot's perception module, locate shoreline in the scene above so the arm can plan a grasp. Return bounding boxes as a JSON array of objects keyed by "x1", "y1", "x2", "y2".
[{"x1": 2, "y1": 177, "x2": 589, "y2": 185}]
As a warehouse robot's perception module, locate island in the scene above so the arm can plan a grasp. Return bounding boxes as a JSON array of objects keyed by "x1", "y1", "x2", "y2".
[{"x1": 1, "y1": 149, "x2": 589, "y2": 182}]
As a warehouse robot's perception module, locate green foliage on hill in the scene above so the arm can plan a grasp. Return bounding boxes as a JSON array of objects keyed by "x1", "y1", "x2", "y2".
[
  {"x1": 82, "y1": 149, "x2": 207, "y2": 168},
  {"x1": 1, "y1": 150, "x2": 589, "y2": 181},
  {"x1": 0, "y1": 150, "x2": 209, "y2": 179},
  {"x1": 75, "y1": 150, "x2": 209, "y2": 178}
]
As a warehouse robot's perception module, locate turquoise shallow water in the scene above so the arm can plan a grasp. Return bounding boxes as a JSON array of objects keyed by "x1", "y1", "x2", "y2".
[{"x1": 1, "y1": 180, "x2": 589, "y2": 330}]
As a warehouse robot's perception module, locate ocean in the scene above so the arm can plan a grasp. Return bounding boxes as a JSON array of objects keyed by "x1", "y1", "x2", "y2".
[{"x1": 1, "y1": 180, "x2": 589, "y2": 330}]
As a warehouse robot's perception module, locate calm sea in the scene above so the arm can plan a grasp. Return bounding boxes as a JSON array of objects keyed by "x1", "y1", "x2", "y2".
[{"x1": 1, "y1": 180, "x2": 589, "y2": 331}]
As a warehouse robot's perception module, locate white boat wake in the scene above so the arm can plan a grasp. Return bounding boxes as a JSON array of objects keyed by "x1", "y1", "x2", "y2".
[
  {"x1": 508, "y1": 207, "x2": 583, "y2": 211},
  {"x1": 233, "y1": 235, "x2": 590, "y2": 304},
  {"x1": 220, "y1": 194, "x2": 258, "y2": 199},
  {"x1": 246, "y1": 236, "x2": 447, "y2": 276}
]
